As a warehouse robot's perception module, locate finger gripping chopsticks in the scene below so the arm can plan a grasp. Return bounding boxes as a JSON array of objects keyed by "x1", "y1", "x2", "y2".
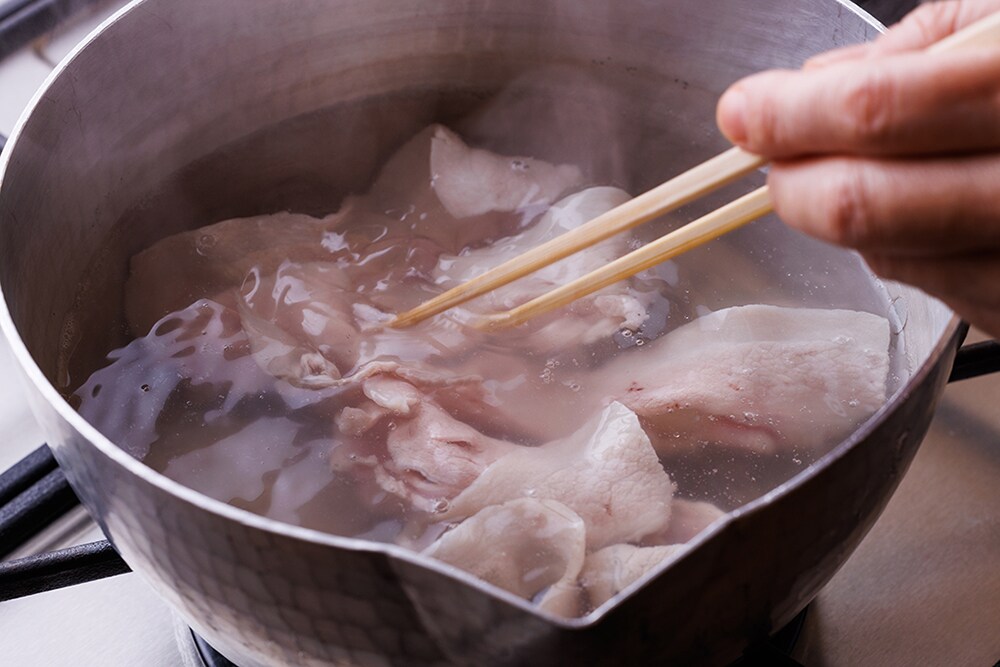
[{"x1": 392, "y1": 11, "x2": 1000, "y2": 330}]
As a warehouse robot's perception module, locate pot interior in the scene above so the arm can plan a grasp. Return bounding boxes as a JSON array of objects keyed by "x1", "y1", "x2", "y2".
[{"x1": 0, "y1": 0, "x2": 953, "y2": 548}]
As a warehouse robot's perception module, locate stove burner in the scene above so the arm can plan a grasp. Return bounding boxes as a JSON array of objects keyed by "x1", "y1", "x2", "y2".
[{"x1": 190, "y1": 607, "x2": 809, "y2": 667}]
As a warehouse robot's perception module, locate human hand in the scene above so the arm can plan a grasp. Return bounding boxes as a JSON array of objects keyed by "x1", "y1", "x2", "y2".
[{"x1": 716, "y1": 0, "x2": 1000, "y2": 336}]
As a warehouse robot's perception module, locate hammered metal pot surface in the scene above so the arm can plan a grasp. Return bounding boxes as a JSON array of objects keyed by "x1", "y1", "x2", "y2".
[{"x1": 0, "y1": 0, "x2": 961, "y2": 665}]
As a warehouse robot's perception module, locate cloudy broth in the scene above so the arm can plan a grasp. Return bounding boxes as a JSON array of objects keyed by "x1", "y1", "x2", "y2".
[{"x1": 73, "y1": 122, "x2": 897, "y2": 615}]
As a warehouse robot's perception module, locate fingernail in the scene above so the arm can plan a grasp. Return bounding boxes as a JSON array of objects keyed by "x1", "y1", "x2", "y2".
[{"x1": 717, "y1": 87, "x2": 748, "y2": 145}]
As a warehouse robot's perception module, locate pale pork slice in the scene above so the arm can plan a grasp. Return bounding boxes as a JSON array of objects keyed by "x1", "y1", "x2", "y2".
[
  {"x1": 429, "y1": 125, "x2": 583, "y2": 219},
  {"x1": 333, "y1": 355, "x2": 570, "y2": 446},
  {"x1": 599, "y1": 305, "x2": 891, "y2": 455},
  {"x1": 424, "y1": 498, "x2": 586, "y2": 617},
  {"x1": 434, "y1": 187, "x2": 648, "y2": 348},
  {"x1": 645, "y1": 499, "x2": 727, "y2": 546},
  {"x1": 237, "y1": 262, "x2": 477, "y2": 391},
  {"x1": 444, "y1": 402, "x2": 675, "y2": 549},
  {"x1": 436, "y1": 186, "x2": 632, "y2": 307},
  {"x1": 236, "y1": 299, "x2": 343, "y2": 388},
  {"x1": 359, "y1": 125, "x2": 488, "y2": 254},
  {"x1": 366, "y1": 124, "x2": 583, "y2": 254},
  {"x1": 382, "y1": 399, "x2": 515, "y2": 511},
  {"x1": 334, "y1": 376, "x2": 516, "y2": 512},
  {"x1": 125, "y1": 209, "x2": 348, "y2": 336},
  {"x1": 580, "y1": 544, "x2": 686, "y2": 610},
  {"x1": 385, "y1": 399, "x2": 514, "y2": 503},
  {"x1": 236, "y1": 262, "x2": 359, "y2": 387}
]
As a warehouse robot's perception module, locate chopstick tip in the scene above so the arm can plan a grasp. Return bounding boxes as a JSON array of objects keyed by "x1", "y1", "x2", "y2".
[{"x1": 388, "y1": 312, "x2": 417, "y2": 329}]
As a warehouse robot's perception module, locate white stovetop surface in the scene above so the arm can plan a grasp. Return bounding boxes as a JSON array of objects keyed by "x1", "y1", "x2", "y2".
[{"x1": 0, "y1": 4, "x2": 998, "y2": 665}]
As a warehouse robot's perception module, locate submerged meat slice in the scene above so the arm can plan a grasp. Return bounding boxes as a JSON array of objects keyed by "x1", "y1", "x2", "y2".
[
  {"x1": 125, "y1": 210, "x2": 347, "y2": 336},
  {"x1": 126, "y1": 124, "x2": 579, "y2": 342},
  {"x1": 236, "y1": 299, "x2": 343, "y2": 388},
  {"x1": 236, "y1": 262, "x2": 477, "y2": 391},
  {"x1": 435, "y1": 186, "x2": 648, "y2": 347},
  {"x1": 424, "y1": 498, "x2": 586, "y2": 617},
  {"x1": 580, "y1": 544, "x2": 686, "y2": 610},
  {"x1": 598, "y1": 305, "x2": 891, "y2": 455},
  {"x1": 645, "y1": 499, "x2": 727, "y2": 546},
  {"x1": 382, "y1": 387, "x2": 515, "y2": 510},
  {"x1": 75, "y1": 299, "x2": 336, "y2": 460},
  {"x1": 385, "y1": 400, "x2": 513, "y2": 503},
  {"x1": 335, "y1": 353, "x2": 572, "y2": 446},
  {"x1": 333, "y1": 376, "x2": 515, "y2": 511},
  {"x1": 366, "y1": 124, "x2": 582, "y2": 254},
  {"x1": 437, "y1": 186, "x2": 631, "y2": 308},
  {"x1": 236, "y1": 262, "x2": 360, "y2": 387},
  {"x1": 429, "y1": 125, "x2": 583, "y2": 219},
  {"x1": 444, "y1": 402, "x2": 675, "y2": 549}
]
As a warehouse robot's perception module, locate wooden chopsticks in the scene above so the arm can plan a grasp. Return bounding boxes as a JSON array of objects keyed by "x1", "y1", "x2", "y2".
[
  {"x1": 393, "y1": 147, "x2": 765, "y2": 328},
  {"x1": 392, "y1": 10, "x2": 1000, "y2": 330},
  {"x1": 478, "y1": 185, "x2": 771, "y2": 329}
]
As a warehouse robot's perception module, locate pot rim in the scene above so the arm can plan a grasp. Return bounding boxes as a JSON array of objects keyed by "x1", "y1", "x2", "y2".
[{"x1": 0, "y1": 0, "x2": 955, "y2": 630}]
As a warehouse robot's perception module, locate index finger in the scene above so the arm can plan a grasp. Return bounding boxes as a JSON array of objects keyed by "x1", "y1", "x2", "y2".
[
  {"x1": 806, "y1": 0, "x2": 1000, "y2": 68},
  {"x1": 870, "y1": 0, "x2": 1000, "y2": 54},
  {"x1": 717, "y1": 48, "x2": 1000, "y2": 158}
]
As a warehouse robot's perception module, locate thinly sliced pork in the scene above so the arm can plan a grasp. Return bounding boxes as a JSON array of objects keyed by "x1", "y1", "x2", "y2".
[
  {"x1": 645, "y1": 499, "x2": 727, "y2": 545},
  {"x1": 580, "y1": 544, "x2": 686, "y2": 610},
  {"x1": 381, "y1": 383, "x2": 515, "y2": 510},
  {"x1": 435, "y1": 186, "x2": 648, "y2": 348},
  {"x1": 424, "y1": 498, "x2": 586, "y2": 617},
  {"x1": 87, "y1": 120, "x2": 900, "y2": 623},
  {"x1": 444, "y1": 402, "x2": 675, "y2": 549},
  {"x1": 331, "y1": 376, "x2": 516, "y2": 511},
  {"x1": 125, "y1": 210, "x2": 346, "y2": 336},
  {"x1": 366, "y1": 124, "x2": 581, "y2": 254},
  {"x1": 429, "y1": 125, "x2": 583, "y2": 219},
  {"x1": 597, "y1": 305, "x2": 890, "y2": 455}
]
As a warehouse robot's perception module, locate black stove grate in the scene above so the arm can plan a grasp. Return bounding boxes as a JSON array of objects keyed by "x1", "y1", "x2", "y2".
[
  {"x1": 191, "y1": 609, "x2": 810, "y2": 667},
  {"x1": 0, "y1": 0, "x2": 105, "y2": 60}
]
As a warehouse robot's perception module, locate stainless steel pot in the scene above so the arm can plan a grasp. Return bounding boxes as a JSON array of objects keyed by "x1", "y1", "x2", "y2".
[{"x1": 0, "y1": 1, "x2": 968, "y2": 665}]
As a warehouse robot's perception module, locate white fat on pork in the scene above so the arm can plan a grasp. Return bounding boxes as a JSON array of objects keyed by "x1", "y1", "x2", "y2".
[
  {"x1": 434, "y1": 186, "x2": 648, "y2": 347},
  {"x1": 444, "y1": 401, "x2": 675, "y2": 549},
  {"x1": 429, "y1": 126, "x2": 583, "y2": 219},
  {"x1": 365, "y1": 124, "x2": 582, "y2": 254},
  {"x1": 580, "y1": 544, "x2": 686, "y2": 610},
  {"x1": 424, "y1": 498, "x2": 586, "y2": 617},
  {"x1": 598, "y1": 305, "x2": 890, "y2": 455}
]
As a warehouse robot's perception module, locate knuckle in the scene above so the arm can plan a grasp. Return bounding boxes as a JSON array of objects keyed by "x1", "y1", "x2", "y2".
[
  {"x1": 841, "y1": 72, "x2": 896, "y2": 144},
  {"x1": 741, "y1": 85, "x2": 781, "y2": 149},
  {"x1": 823, "y1": 166, "x2": 875, "y2": 247},
  {"x1": 745, "y1": 98, "x2": 778, "y2": 148},
  {"x1": 738, "y1": 70, "x2": 797, "y2": 149},
  {"x1": 900, "y1": 1, "x2": 961, "y2": 43}
]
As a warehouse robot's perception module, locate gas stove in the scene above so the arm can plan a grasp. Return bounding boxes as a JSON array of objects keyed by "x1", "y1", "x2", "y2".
[{"x1": 0, "y1": 1, "x2": 998, "y2": 665}]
